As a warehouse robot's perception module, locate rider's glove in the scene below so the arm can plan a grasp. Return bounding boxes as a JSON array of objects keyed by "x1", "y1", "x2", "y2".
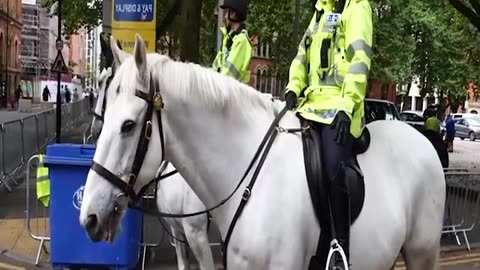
[
  {"x1": 285, "y1": 91, "x2": 297, "y2": 110},
  {"x1": 331, "y1": 111, "x2": 351, "y2": 145}
]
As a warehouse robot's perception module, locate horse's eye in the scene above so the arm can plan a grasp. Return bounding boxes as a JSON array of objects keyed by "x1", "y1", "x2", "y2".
[{"x1": 121, "y1": 120, "x2": 136, "y2": 133}]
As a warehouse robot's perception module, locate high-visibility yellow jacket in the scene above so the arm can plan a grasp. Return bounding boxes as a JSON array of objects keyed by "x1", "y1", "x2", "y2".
[
  {"x1": 425, "y1": 116, "x2": 441, "y2": 134},
  {"x1": 286, "y1": 0, "x2": 373, "y2": 138},
  {"x1": 212, "y1": 26, "x2": 253, "y2": 84},
  {"x1": 36, "y1": 154, "x2": 50, "y2": 208}
]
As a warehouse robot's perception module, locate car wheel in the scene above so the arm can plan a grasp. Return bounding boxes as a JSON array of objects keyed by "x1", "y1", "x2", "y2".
[
  {"x1": 461, "y1": 137, "x2": 465, "y2": 140},
  {"x1": 469, "y1": 132, "x2": 476, "y2": 142}
]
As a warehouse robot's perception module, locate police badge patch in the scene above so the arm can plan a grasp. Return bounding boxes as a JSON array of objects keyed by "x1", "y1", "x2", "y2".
[{"x1": 322, "y1": 13, "x2": 341, "y2": 33}]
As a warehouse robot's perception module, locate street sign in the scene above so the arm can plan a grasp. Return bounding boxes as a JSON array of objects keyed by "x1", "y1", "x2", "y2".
[
  {"x1": 56, "y1": 39, "x2": 63, "y2": 51},
  {"x1": 113, "y1": 0, "x2": 154, "y2": 22},
  {"x1": 51, "y1": 51, "x2": 68, "y2": 74}
]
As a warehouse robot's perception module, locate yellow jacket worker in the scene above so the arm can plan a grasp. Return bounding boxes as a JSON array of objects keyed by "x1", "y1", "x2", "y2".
[{"x1": 212, "y1": 0, "x2": 253, "y2": 84}]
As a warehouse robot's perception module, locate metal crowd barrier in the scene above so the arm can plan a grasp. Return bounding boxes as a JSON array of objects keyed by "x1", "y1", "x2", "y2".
[
  {"x1": 83, "y1": 122, "x2": 93, "y2": 145},
  {"x1": 25, "y1": 154, "x2": 50, "y2": 265},
  {"x1": 0, "y1": 99, "x2": 90, "y2": 192},
  {"x1": 442, "y1": 171, "x2": 480, "y2": 251}
]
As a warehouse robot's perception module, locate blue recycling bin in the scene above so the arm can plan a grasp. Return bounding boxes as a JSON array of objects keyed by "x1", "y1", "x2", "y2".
[{"x1": 44, "y1": 144, "x2": 142, "y2": 270}]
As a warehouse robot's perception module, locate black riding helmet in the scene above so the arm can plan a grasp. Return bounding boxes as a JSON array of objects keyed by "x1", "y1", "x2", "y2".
[{"x1": 220, "y1": 0, "x2": 248, "y2": 22}]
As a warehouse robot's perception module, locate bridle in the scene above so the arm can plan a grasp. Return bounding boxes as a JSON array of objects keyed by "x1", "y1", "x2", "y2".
[{"x1": 91, "y1": 72, "x2": 166, "y2": 201}]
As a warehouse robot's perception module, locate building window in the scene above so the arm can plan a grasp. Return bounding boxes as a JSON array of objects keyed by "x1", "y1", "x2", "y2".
[
  {"x1": 0, "y1": 33, "x2": 3, "y2": 66},
  {"x1": 14, "y1": 40, "x2": 17, "y2": 68},
  {"x1": 381, "y1": 82, "x2": 388, "y2": 100},
  {"x1": 260, "y1": 69, "x2": 267, "y2": 92},
  {"x1": 255, "y1": 69, "x2": 261, "y2": 89}
]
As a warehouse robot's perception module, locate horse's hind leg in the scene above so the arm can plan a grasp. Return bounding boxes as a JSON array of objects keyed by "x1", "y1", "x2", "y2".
[
  {"x1": 183, "y1": 215, "x2": 215, "y2": 270},
  {"x1": 172, "y1": 227, "x2": 191, "y2": 270},
  {"x1": 402, "y1": 244, "x2": 440, "y2": 270}
]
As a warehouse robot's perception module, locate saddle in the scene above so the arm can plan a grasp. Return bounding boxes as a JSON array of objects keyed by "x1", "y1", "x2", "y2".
[{"x1": 300, "y1": 118, "x2": 368, "y2": 267}]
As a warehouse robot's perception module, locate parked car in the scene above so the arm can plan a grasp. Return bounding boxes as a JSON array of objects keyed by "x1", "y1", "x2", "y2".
[
  {"x1": 454, "y1": 117, "x2": 480, "y2": 141},
  {"x1": 452, "y1": 113, "x2": 478, "y2": 119},
  {"x1": 400, "y1": 110, "x2": 424, "y2": 130},
  {"x1": 364, "y1": 98, "x2": 401, "y2": 123}
]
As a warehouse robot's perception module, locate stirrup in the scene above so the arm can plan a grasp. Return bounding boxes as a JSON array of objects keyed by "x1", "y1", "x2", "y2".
[{"x1": 325, "y1": 238, "x2": 349, "y2": 270}]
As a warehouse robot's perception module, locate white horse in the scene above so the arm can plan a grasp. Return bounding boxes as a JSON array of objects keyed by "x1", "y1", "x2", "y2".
[
  {"x1": 88, "y1": 41, "x2": 215, "y2": 270},
  {"x1": 80, "y1": 34, "x2": 446, "y2": 270}
]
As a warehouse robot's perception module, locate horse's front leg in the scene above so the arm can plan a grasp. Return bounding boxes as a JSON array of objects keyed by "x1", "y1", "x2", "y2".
[
  {"x1": 183, "y1": 215, "x2": 215, "y2": 270},
  {"x1": 172, "y1": 227, "x2": 191, "y2": 270}
]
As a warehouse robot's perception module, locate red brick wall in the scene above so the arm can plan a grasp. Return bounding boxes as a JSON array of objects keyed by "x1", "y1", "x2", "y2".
[
  {"x1": 367, "y1": 79, "x2": 396, "y2": 103},
  {"x1": 0, "y1": 0, "x2": 23, "y2": 95}
]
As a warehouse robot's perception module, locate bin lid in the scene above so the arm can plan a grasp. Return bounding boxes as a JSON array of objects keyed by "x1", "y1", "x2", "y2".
[{"x1": 44, "y1": 144, "x2": 96, "y2": 167}]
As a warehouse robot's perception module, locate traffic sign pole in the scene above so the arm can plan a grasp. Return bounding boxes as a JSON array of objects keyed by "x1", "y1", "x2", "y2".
[{"x1": 56, "y1": 0, "x2": 62, "y2": 143}]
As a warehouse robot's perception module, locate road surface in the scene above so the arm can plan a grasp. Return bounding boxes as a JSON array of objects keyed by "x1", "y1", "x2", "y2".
[{"x1": 449, "y1": 138, "x2": 480, "y2": 172}]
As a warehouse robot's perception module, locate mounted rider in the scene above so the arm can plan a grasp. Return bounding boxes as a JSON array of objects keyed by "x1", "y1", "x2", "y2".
[
  {"x1": 285, "y1": 0, "x2": 373, "y2": 269},
  {"x1": 212, "y1": 0, "x2": 253, "y2": 84}
]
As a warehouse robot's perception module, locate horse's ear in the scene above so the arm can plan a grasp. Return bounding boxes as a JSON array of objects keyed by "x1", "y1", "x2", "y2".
[
  {"x1": 110, "y1": 35, "x2": 128, "y2": 67},
  {"x1": 133, "y1": 34, "x2": 147, "y2": 76},
  {"x1": 100, "y1": 33, "x2": 114, "y2": 67},
  {"x1": 117, "y1": 40, "x2": 123, "y2": 50}
]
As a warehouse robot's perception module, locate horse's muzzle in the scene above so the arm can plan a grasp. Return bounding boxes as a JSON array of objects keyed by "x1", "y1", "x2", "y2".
[{"x1": 84, "y1": 214, "x2": 104, "y2": 242}]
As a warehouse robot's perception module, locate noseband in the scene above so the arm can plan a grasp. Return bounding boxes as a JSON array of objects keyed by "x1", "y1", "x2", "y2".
[{"x1": 91, "y1": 73, "x2": 165, "y2": 201}]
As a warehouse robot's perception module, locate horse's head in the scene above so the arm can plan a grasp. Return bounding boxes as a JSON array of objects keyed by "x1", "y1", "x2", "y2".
[
  {"x1": 80, "y1": 34, "x2": 164, "y2": 243},
  {"x1": 91, "y1": 35, "x2": 130, "y2": 143}
]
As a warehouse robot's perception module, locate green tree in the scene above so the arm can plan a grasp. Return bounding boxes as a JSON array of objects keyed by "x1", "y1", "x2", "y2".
[
  {"x1": 42, "y1": 0, "x2": 102, "y2": 35},
  {"x1": 370, "y1": 0, "x2": 480, "y2": 108},
  {"x1": 247, "y1": 0, "x2": 314, "y2": 75}
]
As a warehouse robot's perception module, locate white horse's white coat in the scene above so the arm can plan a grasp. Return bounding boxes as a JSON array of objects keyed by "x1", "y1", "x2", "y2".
[
  {"x1": 80, "y1": 35, "x2": 445, "y2": 270},
  {"x1": 88, "y1": 41, "x2": 215, "y2": 270}
]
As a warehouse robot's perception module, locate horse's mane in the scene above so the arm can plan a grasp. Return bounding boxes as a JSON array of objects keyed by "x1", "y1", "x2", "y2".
[{"x1": 109, "y1": 53, "x2": 275, "y2": 114}]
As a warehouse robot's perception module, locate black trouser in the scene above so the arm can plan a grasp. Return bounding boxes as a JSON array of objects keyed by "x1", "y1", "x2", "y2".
[{"x1": 312, "y1": 121, "x2": 353, "y2": 264}]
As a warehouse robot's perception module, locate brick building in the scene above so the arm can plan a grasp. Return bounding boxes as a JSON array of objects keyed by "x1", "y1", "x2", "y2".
[{"x1": 0, "y1": 0, "x2": 23, "y2": 98}]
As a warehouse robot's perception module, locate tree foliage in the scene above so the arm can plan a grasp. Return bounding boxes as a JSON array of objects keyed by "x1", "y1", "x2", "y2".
[
  {"x1": 42, "y1": 0, "x2": 102, "y2": 35},
  {"x1": 370, "y1": 0, "x2": 480, "y2": 105},
  {"x1": 247, "y1": 0, "x2": 314, "y2": 75}
]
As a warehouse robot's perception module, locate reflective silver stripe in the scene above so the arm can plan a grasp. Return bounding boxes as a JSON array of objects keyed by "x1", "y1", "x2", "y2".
[
  {"x1": 295, "y1": 54, "x2": 306, "y2": 64},
  {"x1": 319, "y1": 73, "x2": 344, "y2": 86},
  {"x1": 305, "y1": 108, "x2": 338, "y2": 119},
  {"x1": 37, "y1": 175, "x2": 49, "y2": 182},
  {"x1": 225, "y1": 61, "x2": 241, "y2": 80},
  {"x1": 346, "y1": 40, "x2": 373, "y2": 62},
  {"x1": 348, "y1": 62, "x2": 369, "y2": 75}
]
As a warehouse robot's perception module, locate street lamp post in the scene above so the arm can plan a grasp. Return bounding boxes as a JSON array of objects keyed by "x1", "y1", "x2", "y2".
[
  {"x1": 55, "y1": 0, "x2": 63, "y2": 143},
  {"x1": 5, "y1": 1, "x2": 9, "y2": 103}
]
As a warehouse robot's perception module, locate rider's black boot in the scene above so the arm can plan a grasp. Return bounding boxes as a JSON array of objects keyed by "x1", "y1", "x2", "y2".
[{"x1": 329, "y1": 163, "x2": 351, "y2": 270}]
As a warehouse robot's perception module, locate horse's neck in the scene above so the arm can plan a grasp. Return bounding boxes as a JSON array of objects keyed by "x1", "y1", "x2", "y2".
[{"x1": 163, "y1": 97, "x2": 275, "y2": 236}]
